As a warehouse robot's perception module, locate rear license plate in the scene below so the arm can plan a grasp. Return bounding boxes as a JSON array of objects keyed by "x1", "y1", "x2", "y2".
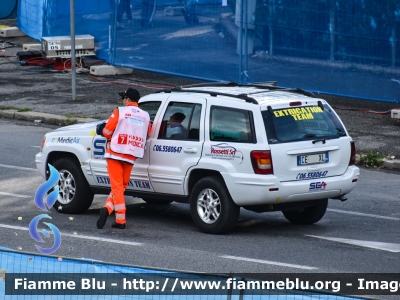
[{"x1": 297, "y1": 153, "x2": 329, "y2": 165}]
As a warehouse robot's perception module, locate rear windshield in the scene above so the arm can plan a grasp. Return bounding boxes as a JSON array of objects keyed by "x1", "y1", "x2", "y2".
[{"x1": 262, "y1": 104, "x2": 347, "y2": 144}]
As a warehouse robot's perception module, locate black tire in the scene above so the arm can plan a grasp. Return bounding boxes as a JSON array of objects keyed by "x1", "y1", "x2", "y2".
[
  {"x1": 282, "y1": 199, "x2": 328, "y2": 225},
  {"x1": 52, "y1": 157, "x2": 94, "y2": 214},
  {"x1": 190, "y1": 176, "x2": 240, "y2": 234},
  {"x1": 142, "y1": 198, "x2": 172, "y2": 205}
]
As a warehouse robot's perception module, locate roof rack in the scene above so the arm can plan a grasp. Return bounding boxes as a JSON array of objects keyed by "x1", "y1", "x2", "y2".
[
  {"x1": 158, "y1": 87, "x2": 259, "y2": 104},
  {"x1": 156, "y1": 81, "x2": 315, "y2": 104},
  {"x1": 181, "y1": 81, "x2": 278, "y2": 88},
  {"x1": 179, "y1": 81, "x2": 315, "y2": 98}
]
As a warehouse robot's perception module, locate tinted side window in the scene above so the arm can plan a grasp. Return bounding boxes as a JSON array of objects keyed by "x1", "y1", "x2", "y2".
[
  {"x1": 158, "y1": 102, "x2": 201, "y2": 141},
  {"x1": 138, "y1": 101, "x2": 162, "y2": 122},
  {"x1": 210, "y1": 106, "x2": 255, "y2": 143}
]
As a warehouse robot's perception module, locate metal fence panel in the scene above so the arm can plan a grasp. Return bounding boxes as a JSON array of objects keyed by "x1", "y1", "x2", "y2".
[{"x1": 16, "y1": 0, "x2": 400, "y2": 102}]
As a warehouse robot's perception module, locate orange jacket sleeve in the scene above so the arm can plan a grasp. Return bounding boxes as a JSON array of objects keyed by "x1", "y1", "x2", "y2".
[{"x1": 102, "y1": 107, "x2": 119, "y2": 140}]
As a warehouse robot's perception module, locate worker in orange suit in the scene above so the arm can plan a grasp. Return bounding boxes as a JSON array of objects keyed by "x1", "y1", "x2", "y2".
[{"x1": 97, "y1": 88, "x2": 151, "y2": 229}]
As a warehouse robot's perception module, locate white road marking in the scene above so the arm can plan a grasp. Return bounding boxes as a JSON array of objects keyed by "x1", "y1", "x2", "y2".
[
  {"x1": 0, "y1": 192, "x2": 31, "y2": 198},
  {"x1": 220, "y1": 255, "x2": 318, "y2": 270},
  {"x1": 0, "y1": 164, "x2": 37, "y2": 171},
  {"x1": 327, "y1": 208, "x2": 400, "y2": 221},
  {"x1": 32, "y1": 146, "x2": 41, "y2": 148},
  {"x1": 62, "y1": 232, "x2": 142, "y2": 246},
  {"x1": 0, "y1": 224, "x2": 28, "y2": 231},
  {"x1": 306, "y1": 235, "x2": 400, "y2": 253},
  {"x1": 0, "y1": 224, "x2": 142, "y2": 246}
]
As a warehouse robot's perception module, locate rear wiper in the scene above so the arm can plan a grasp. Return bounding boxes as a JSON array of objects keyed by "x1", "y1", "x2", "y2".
[
  {"x1": 303, "y1": 133, "x2": 326, "y2": 144},
  {"x1": 312, "y1": 138, "x2": 326, "y2": 144}
]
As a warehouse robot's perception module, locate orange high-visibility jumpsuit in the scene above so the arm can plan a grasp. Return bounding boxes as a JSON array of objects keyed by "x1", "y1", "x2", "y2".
[{"x1": 102, "y1": 102, "x2": 151, "y2": 225}]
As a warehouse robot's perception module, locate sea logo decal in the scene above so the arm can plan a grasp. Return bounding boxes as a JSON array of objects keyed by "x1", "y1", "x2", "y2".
[{"x1": 309, "y1": 181, "x2": 327, "y2": 191}]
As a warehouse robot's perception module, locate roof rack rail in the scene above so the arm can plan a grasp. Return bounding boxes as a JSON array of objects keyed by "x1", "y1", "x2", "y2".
[
  {"x1": 157, "y1": 87, "x2": 259, "y2": 104},
  {"x1": 180, "y1": 81, "x2": 278, "y2": 89},
  {"x1": 157, "y1": 82, "x2": 315, "y2": 104},
  {"x1": 249, "y1": 81, "x2": 278, "y2": 86},
  {"x1": 179, "y1": 81, "x2": 240, "y2": 88},
  {"x1": 179, "y1": 81, "x2": 315, "y2": 98},
  {"x1": 276, "y1": 88, "x2": 316, "y2": 98}
]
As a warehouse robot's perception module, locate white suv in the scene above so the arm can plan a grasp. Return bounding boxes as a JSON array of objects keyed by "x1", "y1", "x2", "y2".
[{"x1": 35, "y1": 82, "x2": 360, "y2": 234}]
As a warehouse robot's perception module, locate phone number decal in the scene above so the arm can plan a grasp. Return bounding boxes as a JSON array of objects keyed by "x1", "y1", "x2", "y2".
[
  {"x1": 296, "y1": 171, "x2": 328, "y2": 180},
  {"x1": 153, "y1": 145, "x2": 182, "y2": 153}
]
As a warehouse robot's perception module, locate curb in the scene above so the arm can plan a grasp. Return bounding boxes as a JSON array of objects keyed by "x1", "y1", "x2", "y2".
[
  {"x1": 356, "y1": 154, "x2": 400, "y2": 171},
  {"x1": 0, "y1": 109, "x2": 99, "y2": 126},
  {"x1": 2, "y1": 109, "x2": 400, "y2": 171},
  {"x1": 382, "y1": 158, "x2": 400, "y2": 170}
]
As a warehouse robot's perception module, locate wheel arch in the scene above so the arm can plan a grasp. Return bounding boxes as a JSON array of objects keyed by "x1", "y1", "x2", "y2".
[
  {"x1": 187, "y1": 168, "x2": 230, "y2": 196},
  {"x1": 46, "y1": 151, "x2": 81, "y2": 178}
]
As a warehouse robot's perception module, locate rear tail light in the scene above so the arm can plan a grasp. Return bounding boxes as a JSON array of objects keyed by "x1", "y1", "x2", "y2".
[
  {"x1": 349, "y1": 141, "x2": 356, "y2": 165},
  {"x1": 289, "y1": 101, "x2": 302, "y2": 106},
  {"x1": 251, "y1": 150, "x2": 273, "y2": 175}
]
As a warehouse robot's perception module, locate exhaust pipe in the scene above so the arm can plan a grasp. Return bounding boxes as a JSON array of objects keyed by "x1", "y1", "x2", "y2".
[{"x1": 331, "y1": 195, "x2": 347, "y2": 202}]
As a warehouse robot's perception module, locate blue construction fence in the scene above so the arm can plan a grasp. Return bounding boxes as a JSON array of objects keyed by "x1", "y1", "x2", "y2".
[
  {"x1": 16, "y1": 0, "x2": 400, "y2": 102},
  {"x1": 0, "y1": 248, "x2": 367, "y2": 299},
  {"x1": 0, "y1": 0, "x2": 17, "y2": 19}
]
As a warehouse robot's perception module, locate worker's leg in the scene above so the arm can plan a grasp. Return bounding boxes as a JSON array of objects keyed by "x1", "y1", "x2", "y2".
[
  {"x1": 103, "y1": 192, "x2": 114, "y2": 215},
  {"x1": 113, "y1": 161, "x2": 133, "y2": 225}
]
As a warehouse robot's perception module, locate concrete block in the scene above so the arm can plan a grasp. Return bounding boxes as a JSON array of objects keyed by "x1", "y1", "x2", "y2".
[
  {"x1": 391, "y1": 109, "x2": 400, "y2": 119},
  {"x1": 90, "y1": 65, "x2": 133, "y2": 76},
  {"x1": 0, "y1": 27, "x2": 25, "y2": 38},
  {"x1": 23, "y1": 44, "x2": 42, "y2": 51}
]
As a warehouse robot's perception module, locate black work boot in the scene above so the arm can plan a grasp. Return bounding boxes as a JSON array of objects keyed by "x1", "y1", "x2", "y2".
[
  {"x1": 97, "y1": 208, "x2": 109, "y2": 229},
  {"x1": 111, "y1": 222, "x2": 126, "y2": 229}
]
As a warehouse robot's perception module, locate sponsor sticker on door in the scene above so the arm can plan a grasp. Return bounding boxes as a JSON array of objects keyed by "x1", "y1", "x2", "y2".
[{"x1": 205, "y1": 143, "x2": 243, "y2": 164}]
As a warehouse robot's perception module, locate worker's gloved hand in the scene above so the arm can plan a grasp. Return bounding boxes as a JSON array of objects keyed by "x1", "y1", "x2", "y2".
[{"x1": 96, "y1": 122, "x2": 106, "y2": 137}]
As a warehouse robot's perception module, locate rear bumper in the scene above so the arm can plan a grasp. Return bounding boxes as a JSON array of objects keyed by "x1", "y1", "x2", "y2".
[{"x1": 222, "y1": 166, "x2": 360, "y2": 206}]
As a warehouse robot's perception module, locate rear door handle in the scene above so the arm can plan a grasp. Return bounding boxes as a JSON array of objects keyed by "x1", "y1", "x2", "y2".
[{"x1": 184, "y1": 148, "x2": 197, "y2": 154}]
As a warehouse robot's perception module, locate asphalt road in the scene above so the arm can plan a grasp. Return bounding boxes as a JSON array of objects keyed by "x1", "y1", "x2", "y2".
[{"x1": 1, "y1": 118, "x2": 399, "y2": 277}]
